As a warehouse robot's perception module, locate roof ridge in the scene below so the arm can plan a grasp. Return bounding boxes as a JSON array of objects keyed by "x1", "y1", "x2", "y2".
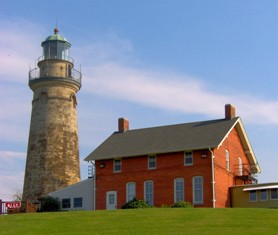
[{"x1": 117, "y1": 117, "x2": 239, "y2": 133}]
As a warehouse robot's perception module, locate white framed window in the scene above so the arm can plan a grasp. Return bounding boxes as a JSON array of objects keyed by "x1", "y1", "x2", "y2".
[
  {"x1": 126, "y1": 182, "x2": 136, "y2": 202},
  {"x1": 73, "y1": 197, "x2": 83, "y2": 208},
  {"x1": 270, "y1": 189, "x2": 278, "y2": 200},
  {"x1": 174, "y1": 178, "x2": 184, "y2": 203},
  {"x1": 148, "y1": 155, "x2": 156, "y2": 169},
  {"x1": 260, "y1": 190, "x2": 268, "y2": 201},
  {"x1": 114, "y1": 159, "x2": 122, "y2": 172},
  {"x1": 193, "y1": 176, "x2": 203, "y2": 205},
  {"x1": 249, "y1": 190, "x2": 257, "y2": 202},
  {"x1": 184, "y1": 152, "x2": 193, "y2": 166},
  {"x1": 225, "y1": 150, "x2": 230, "y2": 171},
  {"x1": 238, "y1": 157, "x2": 243, "y2": 176},
  {"x1": 144, "y1": 181, "x2": 154, "y2": 206}
]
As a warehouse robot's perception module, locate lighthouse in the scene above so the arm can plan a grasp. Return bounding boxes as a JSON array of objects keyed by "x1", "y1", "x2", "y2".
[{"x1": 22, "y1": 28, "x2": 81, "y2": 202}]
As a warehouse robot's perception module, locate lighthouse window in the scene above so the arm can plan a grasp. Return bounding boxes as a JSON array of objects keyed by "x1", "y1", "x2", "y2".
[{"x1": 44, "y1": 42, "x2": 57, "y2": 59}]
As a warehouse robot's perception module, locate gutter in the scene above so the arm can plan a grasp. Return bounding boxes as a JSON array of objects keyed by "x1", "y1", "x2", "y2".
[{"x1": 209, "y1": 148, "x2": 216, "y2": 208}]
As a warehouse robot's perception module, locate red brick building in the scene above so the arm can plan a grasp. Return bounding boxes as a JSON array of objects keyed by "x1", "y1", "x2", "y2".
[{"x1": 85, "y1": 104, "x2": 261, "y2": 209}]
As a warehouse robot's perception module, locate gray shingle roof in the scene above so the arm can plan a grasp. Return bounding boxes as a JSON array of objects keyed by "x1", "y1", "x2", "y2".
[{"x1": 84, "y1": 117, "x2": 239, "y2": 161}]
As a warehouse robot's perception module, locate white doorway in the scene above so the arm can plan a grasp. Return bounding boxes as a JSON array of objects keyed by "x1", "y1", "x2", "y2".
[{"x1": 106, "y1": 191, "x2": 117, "y2": 210}]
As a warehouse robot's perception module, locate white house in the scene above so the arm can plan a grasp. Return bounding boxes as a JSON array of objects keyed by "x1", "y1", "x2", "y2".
[{"x1": 48, "y1": 178, "x2": 94, "y2": 211}]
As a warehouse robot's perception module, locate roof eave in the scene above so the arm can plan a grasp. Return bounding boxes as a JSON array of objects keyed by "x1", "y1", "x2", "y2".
[{"x1": 218, "y1": 117, "x2": 261, "y2": 174}]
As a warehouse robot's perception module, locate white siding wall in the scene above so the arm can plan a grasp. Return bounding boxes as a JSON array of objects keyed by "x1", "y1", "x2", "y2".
[{"x1": 48, "y1": 178, "x2": 94, "y2": 210}]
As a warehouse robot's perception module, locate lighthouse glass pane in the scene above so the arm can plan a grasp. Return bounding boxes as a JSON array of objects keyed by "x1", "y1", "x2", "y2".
[
  {"x1": 43, "y1": 41, "x2": 70, "y2": 60},
  {"x1": 43, "y1": 42, "x2": 57, "y2": 59},
  {"x1": 57, "y1": 42, "x2": 70, "y2": 60}
]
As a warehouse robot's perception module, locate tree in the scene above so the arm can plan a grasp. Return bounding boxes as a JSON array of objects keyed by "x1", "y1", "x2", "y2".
[{"x1": 12, "y1": 190, "x2": 22, "y2": 201}]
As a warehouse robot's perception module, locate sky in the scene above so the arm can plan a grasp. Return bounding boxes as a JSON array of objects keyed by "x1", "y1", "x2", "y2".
[{"x1": 1, "y1": 0, "x2": 278, "y2": 201}]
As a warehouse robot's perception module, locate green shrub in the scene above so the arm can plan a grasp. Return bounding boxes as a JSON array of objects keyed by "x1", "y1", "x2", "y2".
[
  {"x1": 122, "y1": 198, "x2": 152, "y2": 209},
  {"x1": 40, "y1": 196, "x2": 61, "y2": 212},
  {"x1": 171, "y1": 201, "x2": 193, "y2": 208}
]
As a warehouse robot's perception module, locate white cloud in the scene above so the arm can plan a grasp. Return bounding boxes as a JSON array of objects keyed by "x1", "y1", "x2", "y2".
[
  {"x1": 0, "y1": 20, "x2": 43, "y2": 82},
  {"x1": 82, "y1": 63, "x2": 278, "y2": 124}
]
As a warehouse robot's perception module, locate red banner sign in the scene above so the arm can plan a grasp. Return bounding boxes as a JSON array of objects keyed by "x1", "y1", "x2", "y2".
[{"x1": 5, "y1": 202, "x2": 21, "y2": 209}]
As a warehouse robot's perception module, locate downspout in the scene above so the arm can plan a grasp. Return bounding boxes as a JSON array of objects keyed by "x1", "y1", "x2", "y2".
[
  {"x1": 209, "y1": 148, "x2": 216, "y2": 208},
  {"x1": 90, "y1": 161, "x2": 96, "y2": 211}
]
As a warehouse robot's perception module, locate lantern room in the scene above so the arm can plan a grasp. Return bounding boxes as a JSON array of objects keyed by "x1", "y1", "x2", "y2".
[{"x1": 41, "y1": 28, "x2": 72, "y2": 62}]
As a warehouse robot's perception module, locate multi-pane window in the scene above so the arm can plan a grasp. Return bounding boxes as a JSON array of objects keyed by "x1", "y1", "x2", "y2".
[
  {"x1": 174, "y1": 178, "x2": 184, "y2": 203},
  {"x1": 193, "y1": 176, "x2": 203, "y2": 205},
  {"x1": 270, "y1": 189, "x2": 278, "y2": 200},
  {"x1": 148, "y1": 155, "x2": 156, "y2": 169},
  {"x1": 62, "y1": 198, "x2": 71, "y2": 208},
  {"x1": 144, "y1": 181, "x2": 154, "y2": 206},
  {"x1": 126, "y1": 182, "x2": 136, "y2": 202},
  {"x1": 249, "y1": 190, "x2": 257, "y2": 202},
  {"x1": 184, "y1": 152, "x2": 193, "y2": 166},
  {"x1": 114, "y1": 159, "x2": 122, "y2": 172},
  {"x1": 225, "y1": 150, "x2": 230, "y2": 171},
  {"x1": 74, "y1": 197, "x2": 83, "y2": 208},
  {"x1": 260, "y1": 190, "x2": 268, "y2": 201}
]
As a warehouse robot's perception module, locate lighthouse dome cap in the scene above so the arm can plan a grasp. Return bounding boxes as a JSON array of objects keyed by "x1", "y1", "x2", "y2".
[{"x1": 42, "y1": 28, "x2": 71, "y2": 47}]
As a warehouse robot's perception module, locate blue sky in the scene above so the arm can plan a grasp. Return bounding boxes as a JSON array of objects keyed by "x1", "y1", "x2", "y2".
[{"x1": 1, "y1": 0, "x2": 278, "y2": 201}]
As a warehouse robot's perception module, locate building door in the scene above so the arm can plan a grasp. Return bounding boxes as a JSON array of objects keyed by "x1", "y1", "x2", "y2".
[{"x1": 106, "y1": 191, "x2": 117, "y2": 210}]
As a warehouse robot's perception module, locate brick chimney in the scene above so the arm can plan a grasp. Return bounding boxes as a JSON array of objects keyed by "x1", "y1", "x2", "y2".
[
  {"x1": 225, "y1": 104, "x2": 236, "y2": 120},
  {"x1": 118, "y1": 118, "x2": 129, "y2": 132}
]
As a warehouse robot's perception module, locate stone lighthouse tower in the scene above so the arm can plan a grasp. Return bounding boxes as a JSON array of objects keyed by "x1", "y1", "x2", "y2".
[{"x1": 23, "y1": 28, "x2": 81, "y2": 202}]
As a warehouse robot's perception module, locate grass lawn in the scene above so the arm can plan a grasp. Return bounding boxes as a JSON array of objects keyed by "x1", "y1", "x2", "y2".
[{"x1": 1, "y1": 208, "x2": 278, "y2": 235}]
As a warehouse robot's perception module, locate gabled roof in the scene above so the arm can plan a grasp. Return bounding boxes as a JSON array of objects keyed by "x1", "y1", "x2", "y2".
[{"x1": 85, "y1": 117, "x2": 260, "y2": 173}]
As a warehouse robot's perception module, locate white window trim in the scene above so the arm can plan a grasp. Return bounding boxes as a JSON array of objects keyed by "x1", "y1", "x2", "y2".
[
  {"x1": 174, "y1": 178, "x2": 184, "y2": 203},
  {"x1": 126, "y1": 182, "x2": 136, "y2": 202},
  {"x1": 148, "y1": 155, "x2": 156, "y2": 169},
  {"x1": 144, "y1": 180, "x2": 154, "y2": 206},
  {"x1": 114, "y1": 159, "x2": 122, "y2": 172},
  {"x1": 184, "y1": 151, "x2": 193, "y2": 166},
  {"x1": 193, "y1": 176, "x2": 203, "y2": 205}
]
